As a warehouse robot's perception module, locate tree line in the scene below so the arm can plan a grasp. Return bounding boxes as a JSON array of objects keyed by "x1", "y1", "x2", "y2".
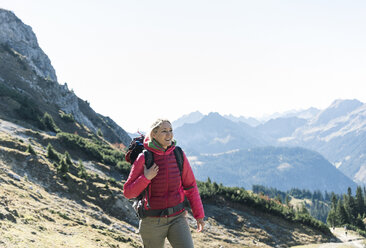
[
  {"x1": 197, "y1": 178, "x2": 330, "y2": 234},
  {"x1": 327, "y1": 186, "x2": 366, "y2": 235}
]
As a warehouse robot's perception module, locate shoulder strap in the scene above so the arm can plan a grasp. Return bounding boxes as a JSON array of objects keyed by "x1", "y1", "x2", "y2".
[
  {"x1": 173, "y1": 146, "x2": 184, "y2": 176},
  {"x1": 143, "y1": 150, "x2": 154, "y2": 169},
  {"x1": 174, "y1": 146, "x2": 194, "y2": 191},
  {"x1": 142, "y1": 149, "x2": 154, "y2": 209}
]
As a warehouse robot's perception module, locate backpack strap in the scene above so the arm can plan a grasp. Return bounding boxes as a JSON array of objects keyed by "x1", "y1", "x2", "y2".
[
  {"x1": 174, "y1": 146, "x2": 194, "y2": 191},
  {"x1": 142, "y1": 149, "x2": 154, "y2": 208},
  {"x1": 173, "y1": 146, "x2": 184, "y2": 176},
  {"x1": 143, "y1": 150, "x2": 154, "y2": 169}
]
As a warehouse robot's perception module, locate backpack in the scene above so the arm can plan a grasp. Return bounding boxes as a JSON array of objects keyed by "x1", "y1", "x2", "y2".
[{"x1": 125, "y1": 134, "x2": 184, "y2": 218}]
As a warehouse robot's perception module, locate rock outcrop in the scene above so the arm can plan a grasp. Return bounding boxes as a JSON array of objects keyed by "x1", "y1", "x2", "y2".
[
  {"x1": 0, "y1": 8, "x2": 131, "y2": 146},
  {"x1": 0, "y1": 9, "x2": 57, "y2": 82}
]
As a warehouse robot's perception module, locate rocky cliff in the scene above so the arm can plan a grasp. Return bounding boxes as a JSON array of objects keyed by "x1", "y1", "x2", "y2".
[
  {"x1": 0, "y1": 8, "x2": 130, "y2": 146},
  {"x1": 0, "y1": 9, "x2": 56, "y2": 82}
]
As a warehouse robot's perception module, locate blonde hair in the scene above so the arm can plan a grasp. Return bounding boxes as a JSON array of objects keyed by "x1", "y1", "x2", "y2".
[{"x1": 149, "y1": 119, "x2": 171, "y2": 139}]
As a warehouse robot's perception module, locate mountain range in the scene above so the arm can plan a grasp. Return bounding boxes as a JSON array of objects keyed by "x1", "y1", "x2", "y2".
[{"x1": 174, "y1": 99, "x2": 366, "y2": 191}]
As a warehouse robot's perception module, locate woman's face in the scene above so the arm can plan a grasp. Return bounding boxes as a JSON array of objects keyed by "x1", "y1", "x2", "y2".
[{"x1": 152, "y1": 121, "x2": 173, "y2": 149}]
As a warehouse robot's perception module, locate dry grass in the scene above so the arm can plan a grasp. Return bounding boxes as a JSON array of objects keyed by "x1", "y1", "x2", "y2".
[{"x1": 0, "y1": 167, "x2": 141, "y2": 248}]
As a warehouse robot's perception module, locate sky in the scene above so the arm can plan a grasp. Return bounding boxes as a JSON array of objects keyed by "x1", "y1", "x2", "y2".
[{"x1": 1, "y1": 0, "x2": 366, "y2": 133}]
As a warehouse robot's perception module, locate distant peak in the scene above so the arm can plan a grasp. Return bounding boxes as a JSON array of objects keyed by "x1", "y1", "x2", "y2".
[
  {"x1": 207, "y1": 112, "x2": 221, "y2": 117},
  {"x1": 329, "y1": 99, "x2": 363, "y2": 108}
]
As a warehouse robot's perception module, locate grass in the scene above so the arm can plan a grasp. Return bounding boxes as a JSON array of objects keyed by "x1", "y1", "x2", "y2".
[{"x1": 0, "y1": 169, "x2": 141, "y2": 248}]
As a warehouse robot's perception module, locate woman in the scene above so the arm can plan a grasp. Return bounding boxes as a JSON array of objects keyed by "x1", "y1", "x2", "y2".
[{"x1": 124, "y1": 119, "x2": 205, "y2": 248}]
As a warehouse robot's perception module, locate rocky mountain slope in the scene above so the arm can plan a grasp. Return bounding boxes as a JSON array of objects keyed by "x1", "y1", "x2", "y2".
[
  {"x1": 0, "y1": 9, "x2": 56, "y2": 82},
  {"x1": 0, "y1": 8, "x2": 130, "y2": 147}
]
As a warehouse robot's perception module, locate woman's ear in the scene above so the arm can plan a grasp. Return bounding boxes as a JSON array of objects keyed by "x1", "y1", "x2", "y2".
[{"x1": 151, "y1": 131, "x2": 156, "y2": 139}]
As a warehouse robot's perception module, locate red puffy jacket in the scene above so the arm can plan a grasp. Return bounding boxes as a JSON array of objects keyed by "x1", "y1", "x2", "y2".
[{"x1": 123, "y1": 137, "x2": 205, "y2": 220}]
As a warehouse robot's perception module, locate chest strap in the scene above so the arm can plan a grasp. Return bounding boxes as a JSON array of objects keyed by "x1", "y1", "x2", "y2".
[{"x1": 143, "y1": 202, "x2": 185, "y2": 217}]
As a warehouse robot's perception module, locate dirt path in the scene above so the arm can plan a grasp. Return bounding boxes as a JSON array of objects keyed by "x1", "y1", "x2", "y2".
[
  {"x1": 324, "y1": 228, "x2": 366, "y2": 248},
  {"x1": 293, "y1": 228, "x2": 366, "y2": 248}
]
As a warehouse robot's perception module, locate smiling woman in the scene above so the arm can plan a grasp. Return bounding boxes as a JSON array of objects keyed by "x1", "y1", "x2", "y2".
[
  {"x1": 150, "y1": 119, "x2": 173, "y2": 149},
  {"x1": 123, "y1": 118, "x2": 205, "y2": 248}
]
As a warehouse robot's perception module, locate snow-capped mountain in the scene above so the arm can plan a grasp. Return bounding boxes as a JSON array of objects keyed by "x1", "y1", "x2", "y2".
[{"x1": 281, "y1": 99, "x2": 366, "y2": 183}]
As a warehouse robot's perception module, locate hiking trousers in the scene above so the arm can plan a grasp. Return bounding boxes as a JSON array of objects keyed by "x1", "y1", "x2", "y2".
[{"x1": 139, "y1": 211, "x2": 194, "y2": 248}]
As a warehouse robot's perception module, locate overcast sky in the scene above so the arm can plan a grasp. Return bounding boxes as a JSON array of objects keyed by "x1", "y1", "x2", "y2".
[{"x1": 1, "y1": 0, "x2": 366, "y2": 132}]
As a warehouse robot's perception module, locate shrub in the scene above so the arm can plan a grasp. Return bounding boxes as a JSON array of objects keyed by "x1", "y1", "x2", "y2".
[
  {"x1": 47, "y1": 143, "x2": 61, "y2": 161},
  {"x1": 59, "y1": 111, "x2": 75, "y2": 123},
  {"x1": 56, "y1": 132, "x2": 123, "y2": 166},
  {"x1": 77, "y1": 160, "x2": 88, "y2": 179},
  {"x1": 108, "y1": 177, "x2": 117, "y2": 186},
  {"x1": 42, "y1": 112, "x2": 61, "y2": 133},
  {"x1": 58, "y1": 157, "x2": 69, "y2": 174},
  {"x1": 116, "y1": 161, "x2": 131, "y2": 174},
  {"x1": 97, "y1": 128, "x2": 103, "y2": 137},
  {"x1": 26, "y1": 144, "x2": 36, "y2": 155}
]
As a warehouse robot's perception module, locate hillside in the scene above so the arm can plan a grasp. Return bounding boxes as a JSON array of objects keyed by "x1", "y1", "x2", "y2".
[
  {"x1": 188, "y1": 146, "x2": 357, "y2": 194},
  {"x1": 0, "y1": 119, "x2": 335, "y2": 248},
  {"x1": 0, "y1": 8, "x2": 131, "y2": 147},
  {"x1": 282, "y1": 99, "x2": 366, "y2": 184}
]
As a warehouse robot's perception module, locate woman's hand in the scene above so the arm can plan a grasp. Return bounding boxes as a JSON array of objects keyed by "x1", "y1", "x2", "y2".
[
  {"x1": 144, "y1": 163, "x2": 159, "y2": 180},
  {"x1": 196, "y1": 218, "x2": 205, "y2": 232}
]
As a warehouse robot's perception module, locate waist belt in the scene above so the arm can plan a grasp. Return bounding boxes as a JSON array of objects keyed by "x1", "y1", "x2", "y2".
[{"x1": 143, "y1": 202, "x2": 185, "y2": 217}]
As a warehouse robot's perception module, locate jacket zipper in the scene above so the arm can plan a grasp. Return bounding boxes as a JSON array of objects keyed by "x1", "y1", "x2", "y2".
[{"x1": 165, "y1": 151, "x2": 169, "y2": 210}]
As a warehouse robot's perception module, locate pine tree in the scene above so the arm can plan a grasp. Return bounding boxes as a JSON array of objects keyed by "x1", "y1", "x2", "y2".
[
  {"x1": 327, "y1": 193, "x2": 338, "y2": 226},
  {"x1": 336, "y1": 199, "x2": 348, "y2": 225},
  {"x1": 327, "y1": 209, "x2": 336, "y2": 227},
  {"x1": 285, "y1": 194, "x2": 290, "y2": 207},
  {"x1": 344, "y1": 187, "x2": 356, "y2": 223},
  {"x1": 64, "y1": 151, "x2": 73, "y2": 166},
  {"x1": 355, "y1": 186, "x2": 365, "y2": 216},
  {"x1": 47, "y1": 143, "x2": 60, "y2": 161},
  {"x1": 331, "y1": 193, "x2": 337, "y2": 210},
  {"x1": 42, "y1": 112, "x2": 60, "y2": 133}
]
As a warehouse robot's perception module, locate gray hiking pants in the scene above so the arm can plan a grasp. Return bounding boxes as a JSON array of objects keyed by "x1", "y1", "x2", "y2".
[{"x1": 139, "y1": 212, "x2": 194, "y2": 248}]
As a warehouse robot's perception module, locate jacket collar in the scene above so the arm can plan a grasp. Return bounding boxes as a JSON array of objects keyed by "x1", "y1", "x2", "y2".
[{"x1": 144, "y1": 136, "x2": 176, "y2": 155}]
